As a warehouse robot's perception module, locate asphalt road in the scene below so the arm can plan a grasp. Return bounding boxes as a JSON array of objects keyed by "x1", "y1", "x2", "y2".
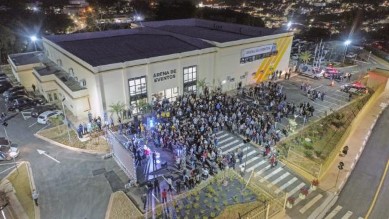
[
  {"x1": 327, "y1": 106, "x2": 389, "y2": 218},
  {"x1": 0, "y1": 100, "x2": 126, "y2": 219}
]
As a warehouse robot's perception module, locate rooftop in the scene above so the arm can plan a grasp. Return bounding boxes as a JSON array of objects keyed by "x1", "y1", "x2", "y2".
[
  {"x1": 44, "y1": 27, "x2": 214, "y2": 67},
  {"x1": 34, "y1": 59, "x2": 86, "y2": 92},
  {"x1": 143, "y1": 19, "x2": 281, "y2": 43},
  {"x1": 8, "y1": 52, "x2": 44, "y2": 66}
]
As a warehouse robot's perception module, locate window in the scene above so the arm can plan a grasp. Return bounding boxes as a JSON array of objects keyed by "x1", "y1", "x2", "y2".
[
  {"x1": 183, "y1": 66, "x2": 197, "y2": 83},
  {"x1": 184, "y1": 84, "x2": 196, "y2": 93},
  {"x1": 183, "y1": 66, "x2": 197, "y2": 93},
  {"x1": 80, "y1": 79, "x2": 86, "y2": 87},
  {"x1": 128, "y1": 76, "x2": 147, "y2": 97},
  {"x1": 128, "y1": 76, "x2": 147, "y2": 113},
  {"x1": 53, "y1": 93, "x2": 58, "y2": 100}
]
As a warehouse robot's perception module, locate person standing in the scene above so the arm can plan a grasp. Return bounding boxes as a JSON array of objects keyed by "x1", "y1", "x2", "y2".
[
  {"x1": 154, "y1": 178, "x2": 160, "y2": 195},
  {"x1": 32, "y1": 84, "x2": 36, "y2": 93},
  {"x1": 32, "y1": 189, "x2": 39, "y2": 206},
  {"x1": 152, "y1": 151, "x2": 157, "y2": 170},
  {"x1": 161, "y1": 189, "x2": 167, "y2": 203}
]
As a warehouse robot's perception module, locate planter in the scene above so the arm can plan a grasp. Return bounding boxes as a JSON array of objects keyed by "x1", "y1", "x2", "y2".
[
  {"x1": 286, "y1": 202, "x2": 293, "y2": 209},
  {"x1": 311, "y1": 185, "x2": 317, "y2": 191},
  {"x1": 299, "y1": 193, "x2": 306, "y2": 200}
]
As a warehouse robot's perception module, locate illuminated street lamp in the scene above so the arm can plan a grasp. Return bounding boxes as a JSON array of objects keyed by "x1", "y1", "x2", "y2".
[
  {"x1": 30, "y1": 35, "x2": 37, "y2": 51},
  {"x1": 342, "y1": 40, "x2": 352, "y2": 64},
  {"x1": 287, "y1": 21, "x2": 292, "y2": 30}
]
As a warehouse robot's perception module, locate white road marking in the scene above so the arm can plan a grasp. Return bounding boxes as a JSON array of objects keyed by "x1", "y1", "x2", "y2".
[
  {"x1": 255, "y1": 164, "x2": 271, "y2": 177},
  {"x1": 341, "y1": 211, "x2": 353, "y2": 219},
  {"x1": 37, "y1": 149, "x2": 61, "y2": 164},
  {"x1": 259, "y1": 167, "x2": 283, "y2": 183},
  {"x1": 268, "y1": 172, "x2": 290, "y2": 187},
  {"x1": 217, "y1": 133, "x2": 229, "y2": 139},
  {"x1": 28, "y1": 122, "x2": 37, "y2": 128},
  {"x1": 223, "y1": 143, "x2": 245, "y2": 154},
  {"x1": 288, "y1": 182, "x2": 305, "y2": 196},
  {"x1": 218, "y1": 137, "x2": 236, "y2": 145},
  {"x1": 246, "y1": 160, "x2": 267, "y2": 172},
  {"x1": 242, "y1": 156, "x2": 260, "y2": 166},
  {"x1": 325, "y1": 205, "x2": 343, "y2": 219},
  {"x1": 299, "y1": 194, "x2": 323, "y2": 213}
]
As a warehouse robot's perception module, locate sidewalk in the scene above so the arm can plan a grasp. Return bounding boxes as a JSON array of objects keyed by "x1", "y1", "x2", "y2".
[{"x1": 305, "y1": 89, "x2": 389, "y2": 219}]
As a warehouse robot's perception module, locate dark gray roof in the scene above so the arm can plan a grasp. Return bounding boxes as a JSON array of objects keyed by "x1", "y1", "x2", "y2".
[
  {"x1": 143, "y1": 19, "x2": 280, "y2": 43},
  {"x1": 34, "y1": 59, "x2": 86, "y2": 92},
  {"x1": 44, "y1": 27, "x2": 214, "y2": 67},
  {"x1": 8, "y1": 52, "x2": 44, "y2": 66}
]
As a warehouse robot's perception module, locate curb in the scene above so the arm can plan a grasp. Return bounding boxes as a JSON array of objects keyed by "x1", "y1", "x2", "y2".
[
  {"x1": 25, "y1": 161, "x2": 41, "y2": 219},
  {"x1": 34, "y1": 133, "x2": 107, "y2": 155}
]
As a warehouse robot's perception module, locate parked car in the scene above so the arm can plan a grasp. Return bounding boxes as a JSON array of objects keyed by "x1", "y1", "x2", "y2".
[
  {"x1": 6, "y1": 95, "x2": 29, "y2": 103},
  {"x1": 3, "y1": 85, "x2": 25, "y2": 97},
  {"x1": 341, "y1": 81, "x2": 367, "y2": 94},
  {"x1": 0, "y1": 138, "x2": 19, "y2": 161},
  {"x1": 31, "y1": 104, "x2": 57, "y2": 118},
  {"x1": 0, "y1": 82, "x2": 12, "y2": 93},
  {"x1": 4, "y1": 89, "x2": 28, "y2": 100},
  {"x1": 323, "y1": 67, "x2": 344, "y2": 80},
  {"x1": 37, "y1": 110, "x2": 63, "y2": 124},
  {"x1": 7, "y1": 97, "x2": 41, "y2": 112}
]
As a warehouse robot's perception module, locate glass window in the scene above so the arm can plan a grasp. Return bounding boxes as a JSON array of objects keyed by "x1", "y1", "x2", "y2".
[
  {"x1": 53, "y1": 93, "x2": 58, "y2": 100},
  {"x1": 48, "y1": 93, "x2": 53, "y2": 102},
  {"x1": 183, "y1": 65, "x2": 197, "y2": 84},
  {"x1": 128, "y1": 76, "x2": 147, "y2": 97}
]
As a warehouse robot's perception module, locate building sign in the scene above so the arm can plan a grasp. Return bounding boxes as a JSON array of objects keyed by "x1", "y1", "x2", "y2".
[
  {"x1": 153, "y1": 69, "x2": 176, "y2": 83},
  {"x1": 241, "y1": 44, "x2": 274, "y2": 58},
  {"x1": 240, "y1": 44, "x2": 277, "y2": 64}
]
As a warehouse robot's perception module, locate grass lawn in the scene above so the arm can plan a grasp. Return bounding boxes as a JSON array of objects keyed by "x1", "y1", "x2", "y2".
[
  {"x1": 106, "y1": 191, "x2": 143, "y2": 219},
  {"x1": 39, "y1": 125, "x2": 109, "y2": 152},
  {"x1": 7, "y1": 163, "x2": 35, "y2": 219}
]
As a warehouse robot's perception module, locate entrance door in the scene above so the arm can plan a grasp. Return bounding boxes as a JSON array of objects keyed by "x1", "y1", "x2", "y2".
[{"x1": 155, "y1": 87, "x2": 179, "y2": 103}]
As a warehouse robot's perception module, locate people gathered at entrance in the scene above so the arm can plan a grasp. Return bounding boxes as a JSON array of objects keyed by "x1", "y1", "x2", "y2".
[{"x1": 123, "y1": 81, "x2": 316, "y2": 193}]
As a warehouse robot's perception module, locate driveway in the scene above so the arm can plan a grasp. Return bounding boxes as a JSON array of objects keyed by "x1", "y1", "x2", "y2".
[{"x1": 0, "y1": 99, "x2": 127, "y2": 219}]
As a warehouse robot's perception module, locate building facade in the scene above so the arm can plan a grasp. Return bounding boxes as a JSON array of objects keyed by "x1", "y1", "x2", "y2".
[{"x1": 8, "y1": 19, "x2": 293, "y2": 121}]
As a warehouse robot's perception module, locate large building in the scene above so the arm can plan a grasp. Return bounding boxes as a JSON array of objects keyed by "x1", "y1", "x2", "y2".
[{"x1": 8, "y1": 19, "x2": 293, "y2": 121}]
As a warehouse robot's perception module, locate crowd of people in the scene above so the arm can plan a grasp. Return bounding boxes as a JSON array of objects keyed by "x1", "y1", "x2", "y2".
[{"x1": 121, "y1": 80, "x2": 316, "y2": 194}]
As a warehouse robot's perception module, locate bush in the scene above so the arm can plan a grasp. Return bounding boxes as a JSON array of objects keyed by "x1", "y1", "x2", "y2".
[
  {"x1": 314, "y1": 150, "x2": 322, "y2": 158},
  {"x1": 304, "y1": 150, "x2": 313, "y2": 158}
]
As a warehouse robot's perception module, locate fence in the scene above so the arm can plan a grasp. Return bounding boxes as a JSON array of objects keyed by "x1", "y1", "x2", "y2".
[
  {"x1": 149, "y1": 169, "x2": 285, "y2": 219},
  {"x1": 318, "y1": 84, "x2": 385, "y2": 180},
  {"x1": 106, "y1": 130, "x2": 137, "y2": 181},
  {"x1": 279, "y1": 82, "x2": 385, "y2": 181}
]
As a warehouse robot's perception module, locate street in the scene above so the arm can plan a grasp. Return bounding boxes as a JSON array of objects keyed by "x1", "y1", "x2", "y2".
[
  {"x1": 325, "y1": 107, "x2": 389, "y2": 219},
  {"x1": 0, "y1": 100, "x2": 126, "y2": 219}
]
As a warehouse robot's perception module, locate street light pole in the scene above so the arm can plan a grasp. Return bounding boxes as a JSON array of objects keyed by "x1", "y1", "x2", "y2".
[
  {"x1": 30, "y1": 36, "x2": 37, "y2": 51},
  {"x1": 342, "y1": 40, "x2": 351, "y2": 64},
  {"x1": 61, "y1": 98, "x2": 72, "y2": 144}
]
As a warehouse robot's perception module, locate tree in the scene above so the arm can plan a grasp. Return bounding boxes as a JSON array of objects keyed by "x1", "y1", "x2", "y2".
[
  {"x1": 155, "y1": 0, "x2": 196, "y2": 20},
  {"x1": 109, "y1": 101, "x2": 125, "y2": 119},
  {"x1": 43, "y1": 13, "x2": 75, "y2": 34},
  {"x1": 299, "y1": 51, "x2": 312, "y2": 64},
  {"x1": 197, "y1": 78, "x2": 207, "y2": 95}
]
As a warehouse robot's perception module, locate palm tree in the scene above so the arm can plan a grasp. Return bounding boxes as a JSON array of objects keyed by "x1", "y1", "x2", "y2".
[
  {"x1": 299, "y1": 51, "x2": 312, "y2": 64},
  {"x1": 197, "y1": 78, "x2": 207, "y2": 95},
  {"x1": 109, "y1": 101, "x2": 125, "y2": 119},
  {"x1": 137, "y1": 99, "x2": 151, "y2": 114}
]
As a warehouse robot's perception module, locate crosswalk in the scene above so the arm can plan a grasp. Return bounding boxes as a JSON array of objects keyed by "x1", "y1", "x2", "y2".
[
  {"x1": 325, "y1": 205, "x2": 364, "y2": 219},
  {"x1": 215, "y1": 130, "x2": 310, "y2": 201}
]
